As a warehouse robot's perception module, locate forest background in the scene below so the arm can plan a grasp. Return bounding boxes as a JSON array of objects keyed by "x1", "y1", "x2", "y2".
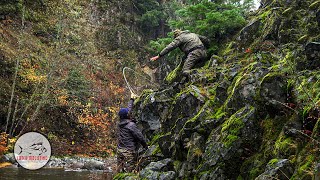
[{"x1": 0, "y1": 0, "x2": 260, "y2": 157}]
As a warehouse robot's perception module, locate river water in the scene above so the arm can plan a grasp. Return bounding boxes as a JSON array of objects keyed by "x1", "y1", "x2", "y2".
[{"x1": 0, "y1": 167, "x2": 114, "y2": 180}]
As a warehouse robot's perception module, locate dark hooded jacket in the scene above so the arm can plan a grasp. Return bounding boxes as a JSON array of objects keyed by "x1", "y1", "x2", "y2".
[{"x1": 117, "y1": 99, "x2": 147, "y2": 151}]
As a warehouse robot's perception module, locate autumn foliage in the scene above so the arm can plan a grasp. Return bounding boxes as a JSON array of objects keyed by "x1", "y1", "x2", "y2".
[
  {"x1": 0, "y1": 133, "x2": 8, "y2": 156},
  {"x1": 0, "y1": 0, "x2": 134, "y2": 157}
]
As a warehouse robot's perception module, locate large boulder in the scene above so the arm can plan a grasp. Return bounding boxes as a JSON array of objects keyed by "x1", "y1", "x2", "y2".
[
  {"x1": 197, "y1": 105, "x2": 261, "y2": 179},
  {"x1": 303, "y1": 42, "x2": 320, "y2": 70},
  {"x1": 256, "y1": 159, "x2": 294, "y2": 180},
  {"x1": 237, "y1": 19, "x2": 261, "y2": 49},
  {"x1": 82, "y1": 159, "x2": 105, "y2": 170},
  {"x1": 1, "y1": 153, "x2": 16, "y2": 164},
  {"x1": 139, "y1": 158, "x2": 176, "y2": 180},
  {"x1": 258, "y1": 73, "x2": 287, "y2": 116}
]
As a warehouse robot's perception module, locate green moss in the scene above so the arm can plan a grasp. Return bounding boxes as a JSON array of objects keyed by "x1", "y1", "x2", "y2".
[
  {"x1": 282, "y1": 8, "x2": 293, "y2": 15},
  {"x1": 174, "y1": 87, "x2": 192, "y2": 100},
  {"x1": 262, "y1": 117, "x2": 284, "y2": 142},
  {"x1": 226, "y1": 73, "x2": 246, "y2": 102},
  {"x1": 0, "y1": 4, "x2": 17, "y2": 14},
  {"x1": 236, "y1": 175, "x2": 244, "y2": 180},
  {"x1": 210, "y1": 55, "x2": 224, "y2": 64},
  {"x1": 221, "y1": 106, "x2": 254, "y2": 147},
  {"x1": 206, "y1": 106, "x2": 226, "y2": 120},
  {"x1": 292, "y1": 155, "x2": 315, "y2": 179},
  {"x1": 267, "y1": 158, "x2": 279, "y2": 167},
  {"x1": 140, "y1": 90, "x2": 155, "y2": 106},
  {"x1": 297, "y1": 35, "x2": 308, "y2": 43},
  {"x1": 248, "y1": 168, "x2": 261, "y2": 179},
  {"x1": 178, "y1": 100, "x2": 210, "y2": 135},
  {"x1": 165, "y1": 61, "x2": 183, "y2": 84},
  {"x1": 223, "y1": 134, "x2": 239, "y2": 147},
  {"x1": 149, "y1": 134, "x2": 161, "y2": 145},
  {"x1": 151, "y1": 145, "x2": 161, "y2": 156},
  {"x1": 173, "y1": 160, "x2": 181, "y2": 171},
  {"x1": 208, "y1": 87, "x2": 216, "y2": 97},
  {"x1": 260, "y1": 72, "x2": 282, "y2": 84},
  {"x1": 309, "y1": 1, "x2": 320, "y2": 9},
  {"x1": 225, "y1": 61, "x2": 257, "y2": 106},
  {"x1": 150, "y1": 132, "x2": 172, "y2": 145},
  {"x1": 240, "y1": 153, "x2": 265, "y2": 179},
  {"x1": 273, "y1": 134, "x2": 296, "y2": 156},
  {"x1": 312, "y1": 119, "x2": 320, "y2": 139},
  {"x1": 113, "y1": 173, "x2": 138, "y2": 180},
  {"x1": 259, "y1": 9, "x2": 272, "y2": 21},
  {"x1": 221, "y1": 41, "x2": 236, "y2": 56},
  {"x1": 198, "y1": 170, "x2": 210, "y2": 178}
]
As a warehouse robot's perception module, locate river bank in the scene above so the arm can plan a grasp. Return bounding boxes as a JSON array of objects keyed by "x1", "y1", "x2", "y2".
[{"x1": 0, "y1": 153, "x2": 116, "y2": 176}]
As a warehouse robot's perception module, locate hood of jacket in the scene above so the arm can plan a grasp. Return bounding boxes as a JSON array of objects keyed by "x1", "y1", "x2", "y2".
[{"x1": 118, "y1": 119, "x2": 131, "y2": 127}]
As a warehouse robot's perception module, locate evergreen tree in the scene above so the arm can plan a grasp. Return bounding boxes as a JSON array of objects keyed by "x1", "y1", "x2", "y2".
[{"x1": 149, "y1": 0, "x2": 250, "y2": 56}]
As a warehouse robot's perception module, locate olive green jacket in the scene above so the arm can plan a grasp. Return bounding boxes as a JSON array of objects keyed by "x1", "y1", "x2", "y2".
[{"x1": 159, "y1": 31, "x2": 208, "y2": 57}]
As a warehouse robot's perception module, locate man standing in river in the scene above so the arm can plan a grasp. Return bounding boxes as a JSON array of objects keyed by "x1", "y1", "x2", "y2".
[{"x1": 116, "y1": 93, "x2": 147, "y2": 173}]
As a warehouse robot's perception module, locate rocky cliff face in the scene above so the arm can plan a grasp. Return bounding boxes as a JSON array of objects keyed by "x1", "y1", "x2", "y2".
[{"x1": 130, "y1": 0, "x2": 320, "y2": 179}]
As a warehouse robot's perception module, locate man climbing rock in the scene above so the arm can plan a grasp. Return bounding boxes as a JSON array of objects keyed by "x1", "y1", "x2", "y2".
[
  {"x1": 150, "y1": 29, "x2": 208, "y2": 80},
  {"x1": 117, "y1": 93, "x2": 147, "y2": 173}
]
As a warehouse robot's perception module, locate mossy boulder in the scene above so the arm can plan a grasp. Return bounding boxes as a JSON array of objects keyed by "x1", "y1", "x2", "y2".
[
  {"x1": 256, "y1": 159, "x2": 294, "y2": 180},
  {"x1": 139, "y1": 158, "x2": 176, "y2": 180},
  {"x1": 303, "y1": 42, "x2": 320, "y2": 70},
  {"x1": 197, "y1": 106, "x2": 261, "y2": 179},
  {"x1": 132, "y1": 0, "x2": 320, "y2": 179}
]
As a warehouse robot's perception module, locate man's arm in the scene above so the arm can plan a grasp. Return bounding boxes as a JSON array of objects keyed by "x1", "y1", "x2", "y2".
[
  {"x1": 159, "y1": 39, "x2": 181, "y2": 57},
  {"x1": 150, "y1": 37, "x2": 182, "y2": 61},
  {"x1": 127, "y1": 98, "x2": 134, "y2": 112},
  {"x1": 128, "y1": 122, "x2": 147, "y2": 148},
  {"x1": 128, "y1": 92, "x2": 138, "y2": 112}
]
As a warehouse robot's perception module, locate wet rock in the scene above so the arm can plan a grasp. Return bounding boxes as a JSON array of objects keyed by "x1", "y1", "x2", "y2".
[
  {"x1": 45, "y1": 156, "x2": 109, "y2": 170},
  {"x1": 237, "y1": 19, "x2": 261, "y2": 48},
  {"x1": 135, "y1": 89, "x2": 175, "y2": 139},
  {"x1": 143, "y1": 145, "x2": 163, "y2": 158},
  {"x1": 131, "y1": 1, "x2": 320, "y2": 179},
  {"x1": 209, "y1": 55, "x2": 223, "y2": 67},
  {"x1": 260, "y1": 0, "x2": 273, "y2": 7},
  {"x1": 46, "y1": 157, "x2": 66, "y2": 168},
  {"x1": 68, "y1": 161, "x2": 85, "y2": 169},
  {"x1": 198, "y1": 106, "x2": 261, "y2": 179},
  {"x1": 177, "y1": 133, "x2": 205, "y2": 178},
  {"x1": 0, "y1": 155, "x2": 6, "y2": 163},
  {"x1": 315, "y1": 163, "x2": 320, "y2": 180},
  {"x1": 256, "y1": 159, "x2": 294, "y2": 180},
  {"x1": 138, "y1": 145, "x2": 164, "y2": 168},
  {"x1": 139, "y1": 158, "x2": 175, "y2": 180},
  {"x1": 317, "y1": 10, "x2": 320, "y2": 26},
  {"x1": 2, "y1": 153, "x2": 16, "y2": 164},
  {"x1": 303, "y1": 42, "x2": 320, "y2": 70},
  {"x1": 283, "y1": 117, "x2": 303, "y2": 137},
  {"x1": 82, "y1": 159, "x2": 105, "y2": 170},
  {"x1": 226, "y1": 65, "x2": 269, "y2": 114},
  {"x1": 259, "y1": 74, "x2": 287, "y2": 116}
]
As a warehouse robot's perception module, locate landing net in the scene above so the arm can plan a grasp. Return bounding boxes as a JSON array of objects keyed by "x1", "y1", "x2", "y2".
[{"x1": 122, "y1": 67, "x2": 159, "y2": 96}]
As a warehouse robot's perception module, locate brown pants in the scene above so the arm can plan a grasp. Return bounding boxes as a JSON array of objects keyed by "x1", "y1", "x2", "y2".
[
  {"x1": 182, "y1": 48, "x2": 207, "y2": 75},
  {"x1": 117, "y1": 148, "x2": 137, "y2": 173}
]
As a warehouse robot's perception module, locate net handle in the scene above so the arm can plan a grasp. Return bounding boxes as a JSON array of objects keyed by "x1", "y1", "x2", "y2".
[{"x1": 123, "y1": 67, "x2": 138, "y2": 96}]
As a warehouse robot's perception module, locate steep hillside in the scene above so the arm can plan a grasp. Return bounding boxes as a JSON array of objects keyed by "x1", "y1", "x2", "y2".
[
  {"x1": 0, "y1": 0, "x2": 149, "y2": 156},
  {"x1": 127, "y1": 0, "x2": 320, "y2": 179}
]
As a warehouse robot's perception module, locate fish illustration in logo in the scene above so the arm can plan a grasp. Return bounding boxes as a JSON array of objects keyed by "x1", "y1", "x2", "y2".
[{"x1": 18, "y1": 137, "x2": 48, "y2": 155}]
